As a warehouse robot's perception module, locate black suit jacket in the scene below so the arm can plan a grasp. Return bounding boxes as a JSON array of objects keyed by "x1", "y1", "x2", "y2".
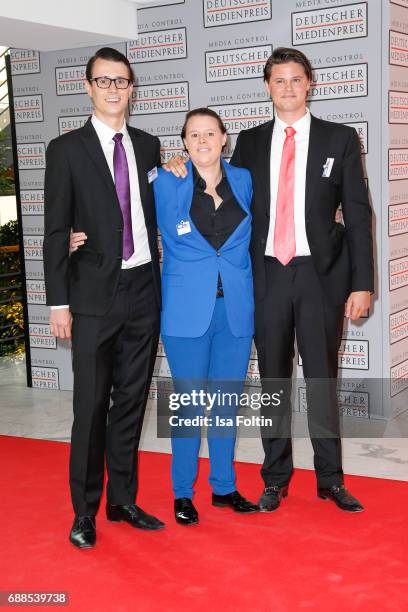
[
  {"x1": 230, "y1": 114, "x2": 374, "y2": 306},
  {"x1": 43, "y1": 118, "x2": 161, "y2": 316}
]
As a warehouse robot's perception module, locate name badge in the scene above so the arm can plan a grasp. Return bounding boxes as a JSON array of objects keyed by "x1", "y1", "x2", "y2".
[
  {"x1": 148, "y1": 166, "x2": 158, "y2": 183},
  {"x1": 322, "y1": 157, "x2": 334, "y2": 178},
  {"x1": 176, "y1": 220, "x2": 191, "y2": 236}
]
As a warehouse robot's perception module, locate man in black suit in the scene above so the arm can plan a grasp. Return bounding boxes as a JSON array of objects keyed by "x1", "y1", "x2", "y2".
[
  {"x1": 167, "y1": 48, "x2": 373, "y2": 512},
  {"x1": 44, "y1": 47, "x2": 164, "y2": 548},
  {"x1": 231, "y1": 48, "x2": 373, "y2": 512}
]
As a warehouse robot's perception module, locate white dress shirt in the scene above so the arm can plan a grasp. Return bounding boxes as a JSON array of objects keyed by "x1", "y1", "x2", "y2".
[
  {"x1": 265, "y1": 108, "x2": 311, "y2": 258},
  {"x1": 51, "y1": 115, "x2": 152, "y2": 309},
  {"x1": 91, "y1": 114, "x2": 151, "y2": 269}
]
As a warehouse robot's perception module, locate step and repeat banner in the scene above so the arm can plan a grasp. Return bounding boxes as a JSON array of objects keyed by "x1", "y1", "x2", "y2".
[
  {"x1": 388, "y1": 0, "x2": 408, "y2": 416},
  {"x1": 10, "y1": 0, "x2": 395, "y2": 423}
]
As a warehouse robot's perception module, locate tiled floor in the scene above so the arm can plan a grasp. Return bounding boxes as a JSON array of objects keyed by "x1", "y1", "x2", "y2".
[{"x1": 1, "y1": 357, "x2": 407, "y2": 481}]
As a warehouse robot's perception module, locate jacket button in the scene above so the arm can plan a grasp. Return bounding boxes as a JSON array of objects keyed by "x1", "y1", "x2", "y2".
[
  {"x1": 117, "y1": 228, "x2": 123, "y2": 233},
  {"x1": 261, "y1": 238, "x2": 266, "y2": 245},
  {"x1": 117, "y1": 255, "x2": 122, "y2": 260},
  {"x1": 216, "y1": 251, "x2": 221, "y2": 257}
]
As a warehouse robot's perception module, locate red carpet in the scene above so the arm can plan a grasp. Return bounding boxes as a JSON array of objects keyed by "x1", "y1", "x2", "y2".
[{"x1": 1, "y1": 435, "x2": 407, "y2": 611}]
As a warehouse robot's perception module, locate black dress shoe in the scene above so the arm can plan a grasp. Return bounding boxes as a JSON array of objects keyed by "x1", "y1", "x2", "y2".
[
  {"x1": 69, "y1": 515, "x2": 96, "y2": 549},
  {"x1": 258, "y1": 485, "x2": 288, "y2": 512},
  {"x1": 106, "y1": 503, "x2": 165, "y2": 530},
  {"x1": 212, "y1": 490, "x2": 258, "y2": 513},
  {"x1": 317, "y1": 485, "x2": 364, "y2": 512},
  {"x1": 174, "y1": 498, "x2": 199, "y2": 525}
]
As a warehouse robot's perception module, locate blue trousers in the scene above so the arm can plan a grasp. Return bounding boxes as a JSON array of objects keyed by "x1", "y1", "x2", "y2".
[{"x1": 162, "y1": 299, "x2": 252, "y2": 499}]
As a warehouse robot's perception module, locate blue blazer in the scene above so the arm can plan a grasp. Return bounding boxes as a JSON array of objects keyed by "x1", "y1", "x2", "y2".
[{"x1": 154, "y1": 158, "x2": 254, "y2": 338}]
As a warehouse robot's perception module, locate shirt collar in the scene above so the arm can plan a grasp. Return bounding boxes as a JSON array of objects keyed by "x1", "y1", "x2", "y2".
[
  {"x1": 192, "y1": 162, "x2": 226, "y2": 191},
  {"x1": 274, "y1": 107, "x2": 310, "y2": 137},
  {"x1": 91, "y1": 114, "x2": 128, "y2": 146}
]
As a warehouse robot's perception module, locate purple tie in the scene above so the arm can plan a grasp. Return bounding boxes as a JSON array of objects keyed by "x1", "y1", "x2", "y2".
[{"x1": 113, "y1": 133, "x2": 134, "y2": 261}]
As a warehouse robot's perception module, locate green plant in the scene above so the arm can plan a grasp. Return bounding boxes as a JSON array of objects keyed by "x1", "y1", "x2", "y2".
[
  {"x1": 0, "y1": 129, "x2": 14, "y2": 196},
  {"x1": 0, "y1": 219, "x2": 24, "y2": 357}
]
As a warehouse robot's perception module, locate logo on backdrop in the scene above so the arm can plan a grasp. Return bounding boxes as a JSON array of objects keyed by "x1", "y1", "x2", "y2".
[
  {"x1": 389, "y1": 256, "x2": 408, "y2": 291},
  {"x1": 390, "y1": 359, "x2": 408, "y2": 397},
  {"x1": 390, "y1": 308, "x2": 408, "y2": 345},
  {"x1": 127, "y1": 28, "x2": 187, "y2": 63},
  {"x1": 14, "y1": 94, "x2": 44, "y2": 123},
  {"x1": 58, "y1": 115, "x2": 89, "y2": 135},
  {"x1": 309, "y1": 63, "x2": 368, "y2": 101},
  {"x1": 29, "y1": 324, "x2": 57, "y2": 350},
  {"x1": 203, "y1": 0, "x2": 272, "y2": 28},
  {"x1": 298, "y1": 339, "x2": 369, "y2": 370},
  {"x1": 55, "y1": 65, "x2": 86, "y2": 95},
  {"x1": 292, "y1": 3, "x2": 367, "y2": 46},
  {"x1": 24, "y1": 236, "x2": 43, "y2": 260},
  {"x1": 389, "y1": 91, "x2": 408, "y2": 124},
  {"x1": 129, "y1": 82, "x2": 189, "y2": 115},
  {"x1": 208, "y1": 102, "x2": 273, "y2": 133},
  {"x1": 338, "y1": 340, "x2": 369, "y2": 370},
  {"x1": 159, "y1": 135, "x2": 184, "y2": 162},
  {"x1": 17, "y1": 143, "x2": 46, "y2": 170},
  {"x1": 20, "y1": 190, "x2": 44, "y2": 216},
  {"x1": 10, "y1": 49, "x2": 41, "y2": 75},
  {"x1": 345, "y1": 121, "x2": 368, "y2": 154},
  {"x1": 388, "y1": 148, "x2": 408, "y2": 180},
  {"x1": 205, "y1": 45, "x2": 272, "y2": 82},
  {"x1": 389, "y1": 202, "x2": 408, "y2": 236},
  {"x1": 31, "y1": 366, "x2": 60, "y2": 390},
  {"x1": 298, "y1": 387, "x2": 369, "y2": 418},
  {"x1": 26, "y1": 280, "x2": 46, "y2": 305},
  {"x1": 389, "y1": 31, "x2": 408, "y2": 67}
]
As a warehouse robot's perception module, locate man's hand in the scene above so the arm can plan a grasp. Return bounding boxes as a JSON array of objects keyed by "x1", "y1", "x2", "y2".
[
  {"x1": 163, "y1": 154, "x2": 189, "y2": 178},
  {"x1": 345, "y1": 291, "x2": 371, "y2": 320},
  {"x1": 70, "y1": 229, "x2": 87, "y2": 253},
  {"x1": 49, "y1": 307, "x2": 72, "y2": 339}
]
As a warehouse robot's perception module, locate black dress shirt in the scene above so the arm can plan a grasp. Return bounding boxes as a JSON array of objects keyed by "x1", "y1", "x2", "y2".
[{"x1": 190, "y1": 164, "x2": 247, "y2": 296}]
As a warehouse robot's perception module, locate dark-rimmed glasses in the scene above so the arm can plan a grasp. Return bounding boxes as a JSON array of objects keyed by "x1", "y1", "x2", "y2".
[{"x1": 89, "y1": 77, "x2": 132, "y2": 89}]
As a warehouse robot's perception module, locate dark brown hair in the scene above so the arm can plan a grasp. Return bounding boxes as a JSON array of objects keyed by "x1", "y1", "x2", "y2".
[
  {"x1": 181, "y1": 107, "x2": 227, "y2": 141},
  {"x1": 86, "y1": 47, "x2": 135, "y2": 83},
  {"x1": 263, "y1": 47, "x2": 313, "y2": 83}
]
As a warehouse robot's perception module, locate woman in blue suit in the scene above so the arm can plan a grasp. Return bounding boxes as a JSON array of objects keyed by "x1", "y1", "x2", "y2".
[{"x1": 154, "y1": 108, "x2": 257, "y2": 525}]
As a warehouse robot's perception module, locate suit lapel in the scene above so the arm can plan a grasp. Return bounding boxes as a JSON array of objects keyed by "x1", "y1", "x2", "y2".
[
  {"x1": 79, "y1": 118, "x2": 117, "y2": 199},
  {"x1": 175, "y1": 160, "x2": 194, "y2": 220},
  {"x1": 128, "y1": 127, "x2": 149, "y2": 208},
  {"x1": 256, "y1": 119, "x2": 274, "y2": 216},
  {"x1": 305, "y1": 115, "x2": 328, "y2": 215}
]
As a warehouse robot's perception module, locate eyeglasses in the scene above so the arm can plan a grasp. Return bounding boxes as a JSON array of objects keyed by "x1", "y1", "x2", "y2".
[{"x1": 89, "y1": 76, "x2": 132, "y2": 89}]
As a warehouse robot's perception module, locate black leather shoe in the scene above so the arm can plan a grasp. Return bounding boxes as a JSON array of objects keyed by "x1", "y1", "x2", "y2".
[
  {"x1": 69, "y1": 515, "x2": 96, "y2": 549},
  {"x1": 317, "y1": 485, "x2": 364, "y2": 512},
  {"x1": 258, "y1": 485, "x2": 288, "y2": 512},
  {"x1": 212, "y1": 490, "x2": 258, "y2": 513},
  {"x1": 174, "y1": 498, "x2": 199, "y2": 525},
  {"x1": 106, "y1": 503, "x2": 165, "y2": 530}
]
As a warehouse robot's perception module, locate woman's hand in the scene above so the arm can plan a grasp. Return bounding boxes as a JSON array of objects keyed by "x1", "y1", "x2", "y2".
[{"x1": 69, "y1": 229, "x2": 87, "y2": 254}]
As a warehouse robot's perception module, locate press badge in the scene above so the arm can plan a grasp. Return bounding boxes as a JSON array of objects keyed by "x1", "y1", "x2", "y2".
[
  {"x1": 147, "y1": 166, "x2": 158, "y2": 183},
  {"x1": 322, "y1": 158, "x2": 334, "y2": 178},
  {"x1": 176, "y1": 220, "x2": 191, "y2": 235}
]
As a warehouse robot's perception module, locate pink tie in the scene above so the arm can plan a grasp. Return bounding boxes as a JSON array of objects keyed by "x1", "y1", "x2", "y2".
[{"x1": 274, "y1": 126, "x2": 296, "y2": 265}]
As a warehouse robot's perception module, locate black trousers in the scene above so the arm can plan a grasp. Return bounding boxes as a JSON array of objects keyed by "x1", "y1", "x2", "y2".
[
  {"x1": 255, "y1": 256, "x2": 344, "y2": 489},
  {"x1": 70, "y1": 264, "x2": 160, "y2": 516}
]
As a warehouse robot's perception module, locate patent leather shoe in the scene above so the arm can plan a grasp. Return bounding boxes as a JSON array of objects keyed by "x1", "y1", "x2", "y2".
[
  {"x1": 317, "y1": 485, "x2": 364, "y2": 512},
  {"x1": 212, "y1": 490, "x2": 258, "y2": 513},
  {"x1": 258, "y1": 485, "x2": 288, "y2": 512},
  {"x1": 106, "y1": 503, "x2": 165, "y2": 530},
  {"x1": 174, "y1": 498, "x2": 199, "y2": 525},
  {"x1": 69, "y1": 515, "x2": 96, "y2": 549}
]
